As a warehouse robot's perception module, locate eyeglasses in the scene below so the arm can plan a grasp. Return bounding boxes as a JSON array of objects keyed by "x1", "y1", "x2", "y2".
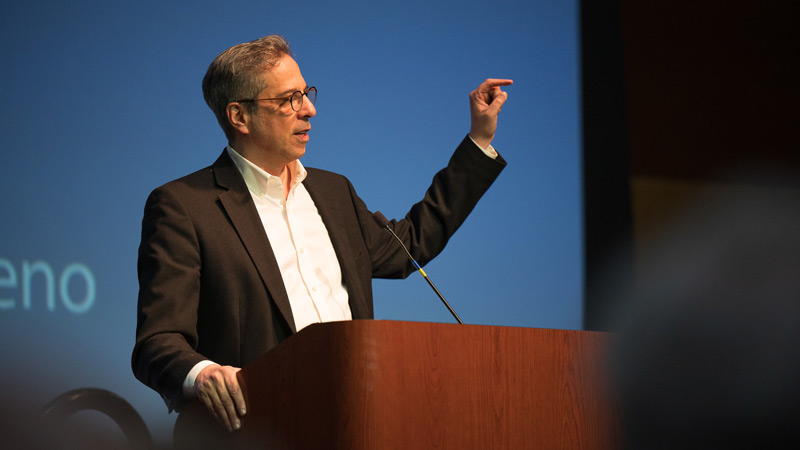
[{"x1": 235, "y1": 86, "x2": 317, "y2": 112}]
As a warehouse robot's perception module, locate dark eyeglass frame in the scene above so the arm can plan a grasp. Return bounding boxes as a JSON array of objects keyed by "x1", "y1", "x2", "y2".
[{"x1": 234, "y1": 86, "x2": 316, "y2": 112}]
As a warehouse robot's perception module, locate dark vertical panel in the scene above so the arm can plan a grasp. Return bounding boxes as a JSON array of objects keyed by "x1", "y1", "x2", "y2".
[{"x1": 580, "y1": 0, "x2": 633, "y2": 331}]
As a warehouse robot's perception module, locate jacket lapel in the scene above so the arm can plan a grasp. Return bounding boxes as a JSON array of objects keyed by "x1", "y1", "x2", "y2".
[
  {"x1": 304, "y1": 171, "x2": 371, "y2": 319},
  {"x1": 211, "y1": 151, "x2": 297, "y2": 333}
]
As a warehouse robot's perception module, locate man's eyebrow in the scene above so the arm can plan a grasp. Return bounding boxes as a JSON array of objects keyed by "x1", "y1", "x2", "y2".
[{"x1": 273, "y1": 86, "x2": 308, "y2": 97}]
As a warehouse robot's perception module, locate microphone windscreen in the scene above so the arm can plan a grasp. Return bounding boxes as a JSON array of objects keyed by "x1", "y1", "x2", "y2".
[{"x1": 372, "y1": 211, "x2": 390, "y2": 228}]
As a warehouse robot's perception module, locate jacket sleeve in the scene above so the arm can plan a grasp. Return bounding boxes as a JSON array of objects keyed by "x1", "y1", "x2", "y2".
[
  {"x1": 359, "y1": 135, "x2": 507, "y2": 279},
  {"x1": 132, "y1": 184, "x2": 207, "y2": 412}
]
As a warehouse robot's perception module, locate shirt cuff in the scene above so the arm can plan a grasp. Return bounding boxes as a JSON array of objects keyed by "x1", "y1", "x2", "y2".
[
  {"x1": 182, "y1": 360, "x2": 217, "y2": 398},
  {"x1": 468, "y1": 135, "x2": 499, "y2": 159}
]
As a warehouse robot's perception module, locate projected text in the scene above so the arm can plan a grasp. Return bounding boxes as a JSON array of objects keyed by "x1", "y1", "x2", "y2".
[{"x1": 0, "y1": 258, "x2": 97, "y2": 314}]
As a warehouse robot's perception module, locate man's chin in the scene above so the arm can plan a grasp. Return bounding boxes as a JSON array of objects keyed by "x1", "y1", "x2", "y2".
[{"x1": 290, "y1": 147, "x2": 306, "y2": 161}]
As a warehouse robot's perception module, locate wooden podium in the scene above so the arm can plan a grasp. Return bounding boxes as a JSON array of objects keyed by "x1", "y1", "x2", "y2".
[{"x1": 175, "y1": 320, "x2": 621, "y2": 449}]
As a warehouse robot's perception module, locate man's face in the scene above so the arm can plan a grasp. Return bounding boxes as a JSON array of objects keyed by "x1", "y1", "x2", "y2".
[{"x1": 245, "y1": 54, "x2": 316, "y2": 171}]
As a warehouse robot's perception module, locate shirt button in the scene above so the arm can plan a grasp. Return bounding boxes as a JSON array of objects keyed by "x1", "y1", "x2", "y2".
[{"x1": 299, "y1": 248, "x2": 305, "y2": 254}]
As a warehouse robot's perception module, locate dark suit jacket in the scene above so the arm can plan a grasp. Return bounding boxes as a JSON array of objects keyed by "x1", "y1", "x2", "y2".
[{"x1": 132, "y1": 136, "x2": 505, "y2": 410}]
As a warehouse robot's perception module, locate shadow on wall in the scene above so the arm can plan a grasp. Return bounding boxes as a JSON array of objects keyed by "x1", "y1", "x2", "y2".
[{"x1": 601, "y1": 170, "x2": 800, "y2": 449}]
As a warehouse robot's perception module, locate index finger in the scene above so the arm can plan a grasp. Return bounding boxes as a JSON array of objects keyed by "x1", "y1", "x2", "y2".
[{"x1": 477, "y1": 78, "x2": 514, "y2": 91}]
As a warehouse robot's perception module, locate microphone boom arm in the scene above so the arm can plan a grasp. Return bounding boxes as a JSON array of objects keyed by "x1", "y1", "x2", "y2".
[{"x1": 373, "y1": 212, "x2": 464, "y2": 325}]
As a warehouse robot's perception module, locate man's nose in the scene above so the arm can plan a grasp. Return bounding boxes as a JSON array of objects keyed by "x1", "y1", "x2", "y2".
[{"x1": 299, "y1": 95, "x2": 316, "y2": 118}]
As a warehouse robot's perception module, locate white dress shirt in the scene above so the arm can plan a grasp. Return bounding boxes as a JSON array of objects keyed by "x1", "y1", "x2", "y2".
[{"x1": 226, "y1": 145, "x2": 352, "y2": 331}]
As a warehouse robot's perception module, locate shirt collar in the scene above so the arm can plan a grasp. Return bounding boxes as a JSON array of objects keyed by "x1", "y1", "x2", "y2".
[{"x1": 225, "y1": 146, "x2": 308, "y2": 196}]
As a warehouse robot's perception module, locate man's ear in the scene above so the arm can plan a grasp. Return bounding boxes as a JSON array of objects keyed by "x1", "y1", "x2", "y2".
[{"x1": 226, "y1": 103, "x2": 250, "y2": 135}]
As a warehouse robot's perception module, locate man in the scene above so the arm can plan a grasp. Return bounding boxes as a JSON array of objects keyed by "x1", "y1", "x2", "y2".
[{"x1": 132, "y1": 35, "x2": 510, "y2": 434}]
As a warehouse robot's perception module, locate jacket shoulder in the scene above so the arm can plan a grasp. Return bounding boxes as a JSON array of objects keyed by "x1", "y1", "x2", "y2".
[{"x1": 148, "y1": 150, "x2": 235, "y2": 196}]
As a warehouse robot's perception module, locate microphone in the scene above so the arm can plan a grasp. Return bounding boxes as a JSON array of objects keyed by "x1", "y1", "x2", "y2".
[{"x1": 372, "y1": 211, "x2": 464, "y2": 324}]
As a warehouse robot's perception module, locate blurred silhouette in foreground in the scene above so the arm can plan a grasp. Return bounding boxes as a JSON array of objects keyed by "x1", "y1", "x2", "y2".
[
  {"x1": 1, "y1": 388, "x2": 155, "y2": 449},
  {"x1": 603, "y1": 173, "x2": 800, "y2": 449}
]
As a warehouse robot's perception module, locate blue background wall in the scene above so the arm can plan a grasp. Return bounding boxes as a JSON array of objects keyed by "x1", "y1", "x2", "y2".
[{"x1": 0, "y1": 0, "x2": 580, "y2": 442}]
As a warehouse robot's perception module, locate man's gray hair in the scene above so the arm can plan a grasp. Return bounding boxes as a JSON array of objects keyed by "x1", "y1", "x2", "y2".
[{"x1": 202, "y1": 35, "x2": 292, "y2": 140}]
